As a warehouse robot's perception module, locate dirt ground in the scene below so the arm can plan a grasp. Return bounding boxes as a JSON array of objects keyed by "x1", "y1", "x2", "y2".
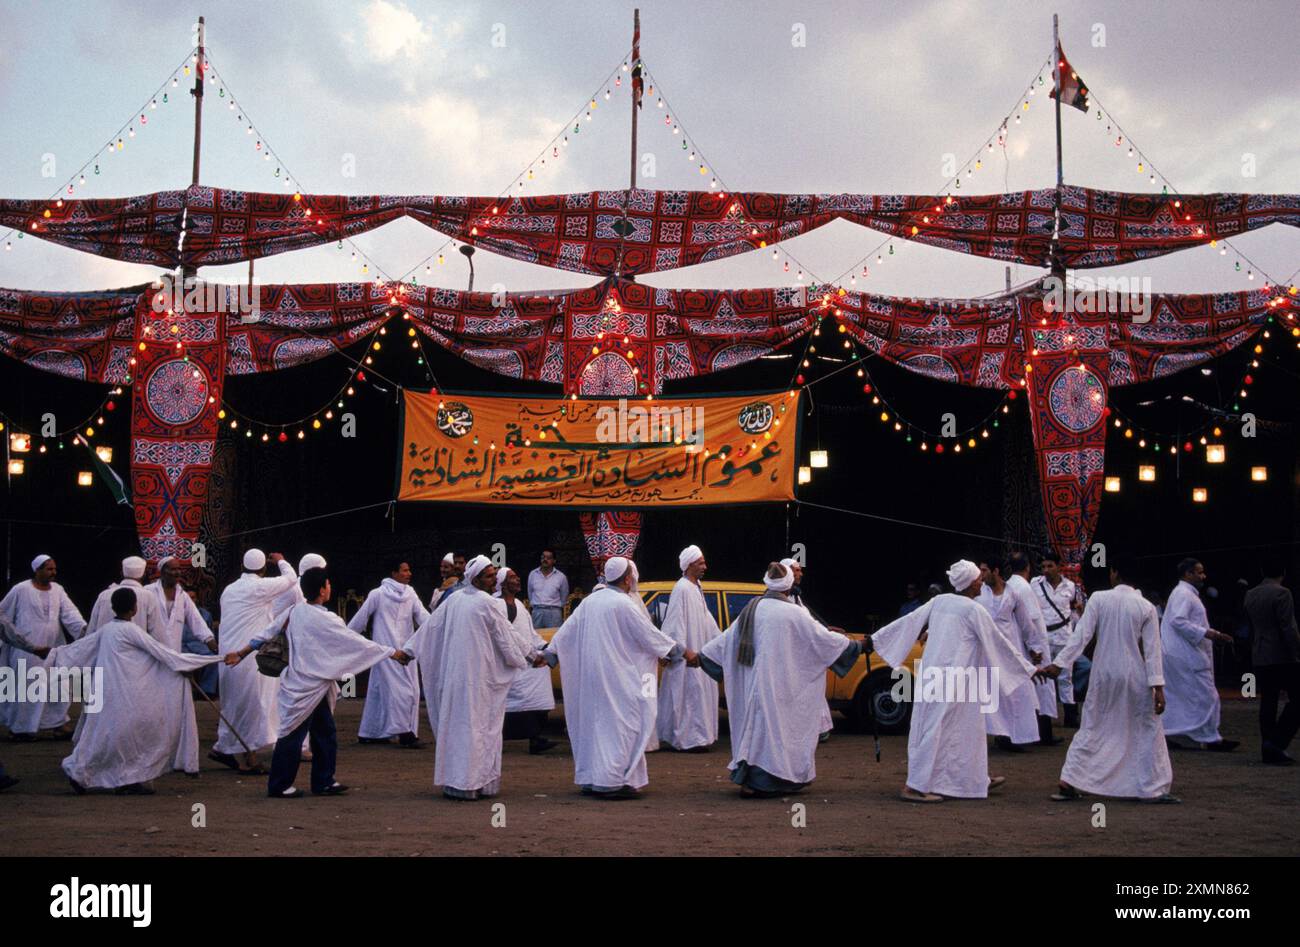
[{"x1": 1, "y1": 695, "x2": 1295, "y2": 856}]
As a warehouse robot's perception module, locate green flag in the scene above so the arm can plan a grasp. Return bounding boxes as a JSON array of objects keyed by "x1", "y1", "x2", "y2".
[{"x1": 75, "y1": 435, "x2": 131, "y2": 506}]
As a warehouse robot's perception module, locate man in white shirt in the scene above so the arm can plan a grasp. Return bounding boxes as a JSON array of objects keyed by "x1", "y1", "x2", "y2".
[
  {"x1": 526, "y1": 549, "x2": 569, "y2": 629},
  {"x1": 1031, "y1": 552, "x2": 1085, "y2": 727}
]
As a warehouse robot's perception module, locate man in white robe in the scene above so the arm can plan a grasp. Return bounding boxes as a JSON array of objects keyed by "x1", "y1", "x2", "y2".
[
  {"x1": 145, "y1": 556, "x2": 217, "y2": 776},
  {"x1": 542, "y1": 557, "x2": 686, "y2": 799},
  {"x1": 404, "y1": 555, "x2": 534, "y2": 800},
  {"x1": 209, "y1": 549, "x2": 297, "y2": 774},
  {"x1": 1031, "y1": 553, "x2": 1085, "y2": 726},
  {"x1": 0, "y1": 554, "x2": 86, "y2": 737},
  {"x1": 47, "y1": 587, "x2": 222, "y2": 794},
  {"x1": 228, "y1": 567, "x2": 409, "y2": 797},
  {"x1": 495, "y1": 567, "x2": 558, "y2": 754},
  {"x1": 1044, "y1": 557, "x2": 1178, "y2": 803},
  {"x1": 352, "y1": 558, "x2": 430, "y2": 748},
  {"x1": 270, "y1": 553, "x2": 327, "y2": 758},
  {"x1": 625, "y1": 560, "x2": 660, "y2": 753},
  {"x1": 1007, "y1": 552, "x2": 1060, "y2": 745},
  {"x1": 781, "y1": 557, "x2": 837, "y2": 741},
  {"x1": 656, "y1": 545, "x2": 720, "y2": 752},
  {"x1": 1160, "y1": 558, "x2": 1238, "y2": 751},
  {"x1": 976, "y1": 561, "x2": 1045, "y2": 750},
  {"x1": 872, "y1": 560, "x2": 1042, "y2": 802},
  {"x1": 86, "y1": 557, "x2": 166, "y2": 641},
  {"x1": 696, "y1": 561, "x2": 866, "y2": 796}
]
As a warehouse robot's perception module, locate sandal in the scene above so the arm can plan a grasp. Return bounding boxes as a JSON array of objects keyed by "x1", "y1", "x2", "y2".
[
  {"x1": 1050, "y1": 784, "x2": 1083, "y2": 801},
  {"x1": 207, "y1": 750, "x2": 240, "y2": 771},
  {"x1": 1142, "y1": 792, "x2": 1182, "y2": 804},
  {"x1": 899, "y1": 789, "x2": 944, "y2": 803},
  {"x1": 236, "y1": 765, "x2": 268, "y2": 776},
  {"x1": 988, "y1": 776, "x2": 1007, "y2": 792}
]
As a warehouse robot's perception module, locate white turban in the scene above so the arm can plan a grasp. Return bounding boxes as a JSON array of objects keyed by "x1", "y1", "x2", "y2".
[
  {"x1": 495, "y1": 567, "x2": 511, "y2": 592},
  {"x1": 780, "y1": 557, "x2": 799, "y2": 571},
  {"x1": 442, "y1": 552, "x2": 455, "y2": 564},
  {"x1": 122, "y1": 556, "x2": 146, "y2": 579},
  {"x1": 947, "y1": 559, "x2": 981, "y2": 592},
  {"x1": 464, "y1": 554, "x2": 492, "y2": 584},
  {"x1": 30, "y1": 554, "x2": 52, "y2": 572},
  {"x1": 603, "y1": 556, "x2": 631, "y2": 585},
  {"x1": 764, "y1": 564, "x2": 796, "y2": 592},
  {"x1": 298, "y1": 553, "x2": 326, "y2": 574},
  {"x1": 158, "y1": 555, "x2": 176, "y2": 570},
  {"x1": 679, "y1": 544, "x2": 704, "y2": 572},
  {"x1": 243, "y1": 548, "x2": 267, "y2": 571}
]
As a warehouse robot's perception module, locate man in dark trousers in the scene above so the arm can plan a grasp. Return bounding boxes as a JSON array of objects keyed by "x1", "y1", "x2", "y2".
[{"x1": 1244, "y1": 557, "x2": 1300, "y2": 765}]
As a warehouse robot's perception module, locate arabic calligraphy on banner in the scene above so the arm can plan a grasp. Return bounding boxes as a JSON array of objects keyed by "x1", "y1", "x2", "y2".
[{"x1": 398, "y1": 389, "x2": 802, "y2": 507}]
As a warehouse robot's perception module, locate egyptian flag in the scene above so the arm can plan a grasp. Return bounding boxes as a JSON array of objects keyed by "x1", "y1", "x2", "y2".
[
  {"x1": 75, "y1": 434, "x2": 131, "y2": 507},
  {"x1": 1051, "y1": 47, "x2": 1090, "y2": 112},
  {"x1": 631, "y1": 19, "x2": 644, "y2": 109}
]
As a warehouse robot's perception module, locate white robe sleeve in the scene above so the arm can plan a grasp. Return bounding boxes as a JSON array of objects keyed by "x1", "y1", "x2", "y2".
[
  {"x1": 296, "y1": 610, "x2": 395, "y2": 680},
  {"x1": 870, "y1": 599, "x2": 933, "y2": 668},
  {"x1": 46, "y1": 630, "x2": 103, "y2": 668},
  {"x1": 57, "y1": 586, "x2": 87, "y2": 639},
  {"x1": 1051, "y1": 598, "x2": 1097, "y2": 671},
  {"x1": 347, "y1": 590, "x2": 378, "y2": 634},
  {"x1": 486, "y1": 602, "x2": 529, "y2": 670},
  {"x1": 122, "y1": 621, "x2": 223, "y2": 674},
  {"x1": 971, "y1": 603, "x2": 1037, "y2": 696},
  {"x1": 1140, "y1": 604, "x2": 1164, "y2": 687},
  {"x1": 411, "y1": 593, "x2": 431, "y2": 630},
  {"x1": 85, "y1": 592, "x2": 109, "y2": 637},
  {"x1": 0, "y1": 584, "x2": 18, "y2": 623},
  {"x1": 1167, "y1": 589, "x2": 1208, "y2": 645}
]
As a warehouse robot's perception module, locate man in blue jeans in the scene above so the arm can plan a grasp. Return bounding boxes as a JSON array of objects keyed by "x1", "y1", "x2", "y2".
[{"x1": 228, "y1": 567, "x2": 411, "y2": 798}]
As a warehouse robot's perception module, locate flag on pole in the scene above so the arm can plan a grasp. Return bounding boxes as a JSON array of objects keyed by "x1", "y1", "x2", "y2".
[
  {"x1": 1051, "y1": 47, "x2": 1090, "y2": 112},
  {"x1": 75, "y1": 434, "x2": 131, "y2": 507},
  {"x1": 631, "y1": 17, "x2": 644, "y2": 109}
]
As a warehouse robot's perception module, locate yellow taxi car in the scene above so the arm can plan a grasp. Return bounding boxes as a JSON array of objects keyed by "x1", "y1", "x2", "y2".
[{"x1": 535, "y1": 579, "x2": 924, "y2": 734}]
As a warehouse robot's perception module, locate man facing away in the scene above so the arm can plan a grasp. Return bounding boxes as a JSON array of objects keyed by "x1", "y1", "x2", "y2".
[
  {"x1": 0, "y1": 554, "x2": 86, "y2": 739},
  {"x1": 976, "y1": 560, "x2": 1045, "y2": 752},
  {"x1": 526, "y1": 548, "x2": 569, "y2": 630},
  {"x1": 86, "y1": 556, "x2": 166, "y2": 641},
  {"x1": 1244, "y1": 556, "x2": 1300, "y2": 765},
  {"x1": 542, "y1": 557, "x2": 690, "y2": 799},
  {"x1": 352, "y1": 558, "x2": 430, "y2": 749},
  {"x1": 656, "y1": 545, "x2": 719, "y2": 752},
  {"x1": 227, "y1": 567, "x2": 411, "y2": 798},
  {"x1": 871, "y1": 559, "x2": 1043, "y2": 803},
  {"x1": 210, "y1": 549, "x2": 298, "y2": 775},
  {"x1": 694, "y1": 561, "x2": 867, "y2": 797},
  {"x1": 1044, "y1": 556, "x2": 1178, "y2": 804},
  {"x1": 1160, "y1": 558, "x2": 1238, "y2": 752},
  {"x1": 495, "y1": 567, "x2": 558, "y2": 755}
]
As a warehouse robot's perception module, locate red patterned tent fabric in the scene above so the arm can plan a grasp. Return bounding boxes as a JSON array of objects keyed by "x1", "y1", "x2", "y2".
[
  {"x1": 0, "y1": 286, "x2": 139, "y2": 381},
  {"x1": 403, "y1": 276, "x2": 815, "y2": 395},
  {"x1": 8, "y1": 186, "x2": 1297, "y2": 272},
  {"x1": 835, "y1": 286, "x2": 1288, "y2": 569}
]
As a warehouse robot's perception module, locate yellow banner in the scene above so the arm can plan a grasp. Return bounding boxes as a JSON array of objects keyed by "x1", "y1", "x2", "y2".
[{"x1": 398, "y1": 389, "x2": 802, "y2": 507}]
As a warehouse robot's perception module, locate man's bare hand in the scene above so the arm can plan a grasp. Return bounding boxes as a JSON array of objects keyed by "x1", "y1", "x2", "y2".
[
  {"x1": 223, "y1": 652, "x2": 243, "y2": 666},
  {"x1": 1153, "y1": 685, "x2": 1166, "y2": 715},
  {"x1": 267, "y1": 552, "x2": 284, "y2": 564},
  {"x1": 205, "y1": 639, "x2": 218, "y2": 653},
  {"x1": 683, "y1": 649, "x2": 700, "y2": 668}
]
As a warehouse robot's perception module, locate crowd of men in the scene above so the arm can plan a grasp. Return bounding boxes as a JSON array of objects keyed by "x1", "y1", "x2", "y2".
[{"x1": 0, "y1": 543, "x2": 1296, "y2": 804}]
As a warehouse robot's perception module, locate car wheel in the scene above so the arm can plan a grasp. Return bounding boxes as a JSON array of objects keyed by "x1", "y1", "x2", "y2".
[{"x1": 851, "y1": 668, "x2": 911, "y2": 735}]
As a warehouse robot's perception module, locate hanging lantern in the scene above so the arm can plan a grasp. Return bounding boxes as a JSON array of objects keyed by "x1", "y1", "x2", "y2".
[
  {"x1": 810, "y1": 450, "x2": 828, "y2": 469},
  {"x1": 1251, "y1": 466, "x2": 1269, "y2": 482},
  {"x1": 1191, "y1": 487, "x2": 1208, "y2": 503},
  {"x1": 797, "y1": 466, "x2": 812, "y2": 485},
  {"x1": 1104, "y1": 476, "x2": 1121, "y2": 493},
  {"x1": 10, "y1": 433, "x2": 31, "y2": 453},
  {"x1": 77, "y1": 471, "x2": 94, "y2": 487},
  {"x1": 1206, "y1": 444, "x2": 1226, "y2": 464},
  {"x1": 8, "y1": 459, "x2": 25, "y2": 475},
  {"x1": 1138, "y1": 465, "x2": 1156, "y2": 482},
  {"x1": 95, "y1": 446, "x2": 113, "y2": 463}
]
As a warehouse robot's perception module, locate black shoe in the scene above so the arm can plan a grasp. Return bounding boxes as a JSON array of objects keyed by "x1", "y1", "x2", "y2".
[
  {"x1": 818, "y1": 731, "x2": 831, "y2": 744},
  {"x1": 1063, "y1": 704, "x2": 1080, "y2": 728},
  {"x1": 357, "y1": 737, "x2": 390, "y2": 745},
  {"x1": 397, "y1": 733, "x2": 426, "y2": 749},
  {"x1": 0, "y1": 775, "x2": 18, "y2": 792},
  {"x1": 1263, "y1": 749, "x2": 1295, "y2": 766},
  {"x1": 1204, "y1": 739, "x2": 1240, "y2": 753},
  {"x1": 994, "y1": 736, "x2": 1027, "y2": 754},
  {"x1": 114, "y1": 782, "x2": 155, "y2": 795},
  {"x1": 207, "y1": 750, "x2": 240, "y2": 770},
  {"x1": 314, "y1": 782, "x2": 348, "y2": 796},
  {"x1": 528, "y1": 737, "x2": 558, "y2": 755},
  {"x1": 68, "y1": 778, "x2": 86, "y2": 795}
]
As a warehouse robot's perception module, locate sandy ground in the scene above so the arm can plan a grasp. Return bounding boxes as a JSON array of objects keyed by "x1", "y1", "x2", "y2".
[{"x1": 1, "y1": 696, "x2": 1295, "y2": 856}]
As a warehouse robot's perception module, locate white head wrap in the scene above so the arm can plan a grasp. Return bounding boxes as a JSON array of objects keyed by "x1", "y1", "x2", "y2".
[
  {"x1": 30, "y1": 554, "x2": 52, "y2": 573},
  {"x1": 442, "y1": 552, "x2": 455, "y2": 565},
  {"x1": 780, "y1": 557, "x2": 800, "y2": 572},
  {"x1": 243, "y1": 548, "x2": 267, "y2": 571},
  {"x1": 122, "y1": 556, "x2": 146, "y2": 579},
  {"x1": 603, "y1": 556, "x2": 631, "y2": 585},
  {"x1": 464, "y1": 555, "x2": 492, "y2": 585},
  {"x1": 495, "y1": 567, "x2": 512, "y2": 592},
  {"x1": 158, "y1": 555, "x2": 177, "y2": 570},
  {"x1": 298, "y1": 553, "x2": 327, "y2": 574},
  {"x1": 764, "y1": 564, "x2": 796, "y2": 592},
  {"x1": 678, "y1": 544, "x2": 704, "y2": 572},
  {"x1": 947, "y1": 559, "x2": 981, "y2": 592}
]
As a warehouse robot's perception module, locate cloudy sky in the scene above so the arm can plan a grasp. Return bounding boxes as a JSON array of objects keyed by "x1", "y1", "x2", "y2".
[{"x1": 2, "y1": 0, "x2": 1297, "y2": 299}]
